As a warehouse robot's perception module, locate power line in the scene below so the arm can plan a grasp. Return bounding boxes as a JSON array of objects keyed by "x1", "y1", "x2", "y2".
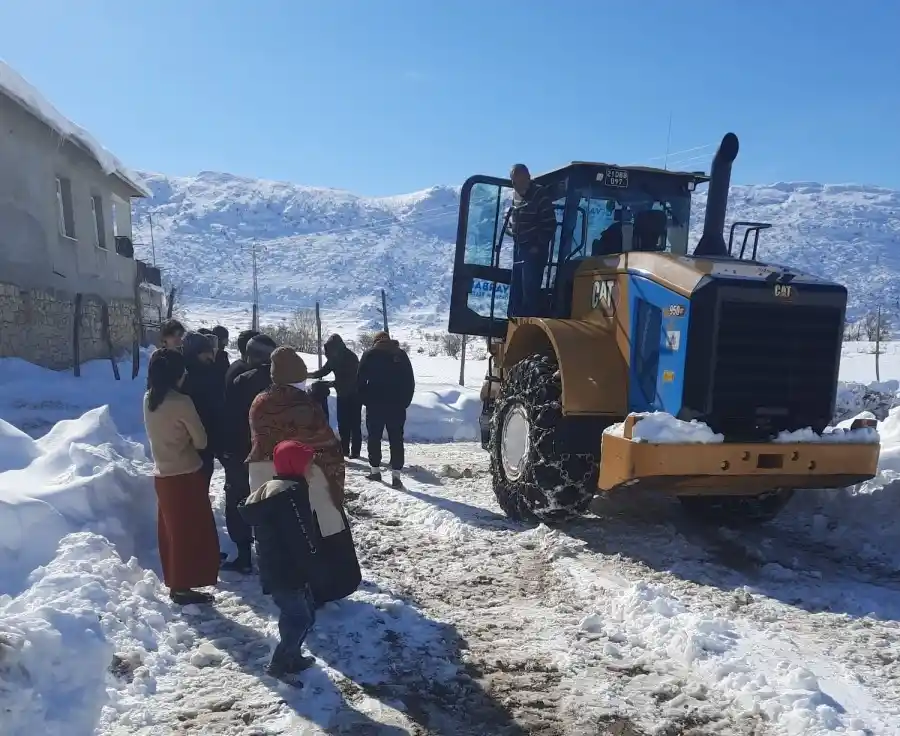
[{"x1": 646, "y1": 142, "x2": 715, "y2": 163}]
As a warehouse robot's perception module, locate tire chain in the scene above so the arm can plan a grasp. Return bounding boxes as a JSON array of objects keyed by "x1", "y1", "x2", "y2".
[{"x1": 491, "y1": 354, "x2": 597, "y2": 521}]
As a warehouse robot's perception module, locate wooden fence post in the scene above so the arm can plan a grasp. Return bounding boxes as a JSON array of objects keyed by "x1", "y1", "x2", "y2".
[
  {"x1": 101, "y1": 302, "x2": 121, "y2": 380},
  {"x1": 73, "y1": 293, "x2": 82, "y2": 377}
]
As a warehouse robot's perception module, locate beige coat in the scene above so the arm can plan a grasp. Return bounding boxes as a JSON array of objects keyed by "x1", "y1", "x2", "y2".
[{"x1": 143, "y1": 390, "x2": 208, "y2": 477}]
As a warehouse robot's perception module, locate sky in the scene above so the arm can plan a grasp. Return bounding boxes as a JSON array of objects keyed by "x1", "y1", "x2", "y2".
[{"x1": 1, "y1": 1, "x2": 898, "y2": 196}]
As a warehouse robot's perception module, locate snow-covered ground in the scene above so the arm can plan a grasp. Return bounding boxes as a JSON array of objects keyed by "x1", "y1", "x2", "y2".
[{"x1": 2, "y1": 343, "x2": 900, "y2": 735}]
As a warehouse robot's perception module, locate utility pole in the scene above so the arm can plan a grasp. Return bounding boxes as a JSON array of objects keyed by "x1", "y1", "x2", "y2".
[
  {"x1": 876, "y1": 304, "x2": 882, "y2": 383},
  {"x1": 251, "y1": 240, "x2": 259, "y2": 330},
  {"x1": 315, "y1": 301, "x2": 323, "y2": 369},
  {"x1": 874, "y1": 253, "x2": 882, "y2": 383},
  {"x1": 148, "y1": 212, "x2": 157, "y2": 266},
  {"x1": 377, "y1": 289, "x2": 389, "y2": 333}
]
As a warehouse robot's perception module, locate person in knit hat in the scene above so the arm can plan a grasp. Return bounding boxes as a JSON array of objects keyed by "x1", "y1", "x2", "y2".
[
  {"x1": 246, "y1": 348, "x2": 346, "y2": 501},
  {"x1": 238, "y1": 439, "x2": 361, "y2": 684},
  {"x1": 270, "y1": 345, "x2": 308, "y2": 385},
  {"x1": 357, "y1": 331, "x2": 415, "y2": 488},
  {"x1": 239, "y1": 440, "x2": 318, "y2": 683}
]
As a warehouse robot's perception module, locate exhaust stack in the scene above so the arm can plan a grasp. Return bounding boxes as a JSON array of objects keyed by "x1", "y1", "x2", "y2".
[{"x1": 694, "y1": 133, "x2": 739, "y2": 258}]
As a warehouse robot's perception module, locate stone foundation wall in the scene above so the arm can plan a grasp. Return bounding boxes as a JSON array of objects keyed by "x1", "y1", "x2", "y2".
[{"x1": 0, "y1": 281, "x2": 136, "y2": 370}]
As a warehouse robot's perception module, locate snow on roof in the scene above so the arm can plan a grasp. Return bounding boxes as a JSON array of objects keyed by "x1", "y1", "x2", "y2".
[{"x1": 0, "y1": 60, "x2": 151, "y2": 198}]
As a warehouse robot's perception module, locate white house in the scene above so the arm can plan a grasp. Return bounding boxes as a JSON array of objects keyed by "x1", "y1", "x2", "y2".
[{"x1": 0, "y1": 60, "x2": 162, "y2": 369}]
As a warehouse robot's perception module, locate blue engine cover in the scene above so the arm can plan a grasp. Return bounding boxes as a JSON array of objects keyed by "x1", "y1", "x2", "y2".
[{"x1": 626, "y1": 274, "x2": 690, "y2": 415}]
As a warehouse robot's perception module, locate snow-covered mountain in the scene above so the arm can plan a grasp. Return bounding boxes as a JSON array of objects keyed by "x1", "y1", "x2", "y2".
[{"x1": 133, "y1": 171, "x2": 900, "y2": 329}]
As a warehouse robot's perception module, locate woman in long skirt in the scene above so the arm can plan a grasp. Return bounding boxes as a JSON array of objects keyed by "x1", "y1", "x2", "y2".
[{"x1": 143, "y1": 349, "x2": 220, "y2": 605}]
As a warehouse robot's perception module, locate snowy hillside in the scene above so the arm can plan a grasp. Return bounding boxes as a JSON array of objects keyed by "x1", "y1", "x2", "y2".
[{"x1": 133, "y1": 171, "x2": 900, "y2": 329}]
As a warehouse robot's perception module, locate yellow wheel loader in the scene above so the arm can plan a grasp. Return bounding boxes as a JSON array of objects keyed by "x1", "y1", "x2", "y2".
[{"x1": 447, "y1": 133, "x2": 879, "y2": 525}]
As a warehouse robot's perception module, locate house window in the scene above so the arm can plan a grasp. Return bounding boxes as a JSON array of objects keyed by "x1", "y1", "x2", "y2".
[
  {"x1": 91, "y1": 195, "x2": 107, "y2": 249},
  {"x1": 56, "y1": 177, "x2": 75, "y2": 239}
]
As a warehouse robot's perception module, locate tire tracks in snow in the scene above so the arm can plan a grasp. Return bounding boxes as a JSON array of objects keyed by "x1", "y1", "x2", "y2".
[
  {"x1": 372, "y1": 444, "x2": 900, "y2": 734},
  {"x1": 353, "y1": 447, "x2": 760, "y2": 735},
  {"x1": 348, "y1": 482, "x2": 570, "y2": 735}
]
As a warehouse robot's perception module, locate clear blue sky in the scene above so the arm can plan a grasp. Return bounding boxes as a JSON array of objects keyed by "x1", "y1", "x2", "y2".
[{"x1": 1, "y1": 1, "x2": 898, "y2": 196}]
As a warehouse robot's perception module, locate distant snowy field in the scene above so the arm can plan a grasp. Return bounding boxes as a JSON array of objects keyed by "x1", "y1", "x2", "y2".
[{"x1": 1, "y1": 341, "x2": 899, "y2": 735}]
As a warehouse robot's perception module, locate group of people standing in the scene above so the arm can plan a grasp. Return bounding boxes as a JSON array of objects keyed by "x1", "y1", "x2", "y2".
[{"x1": 141, "y1": 317, "x2": 415, "y2": 683}]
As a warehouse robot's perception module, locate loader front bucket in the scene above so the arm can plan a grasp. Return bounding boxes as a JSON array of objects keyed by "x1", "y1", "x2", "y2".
[{"x1": 598, "y1": 415, "x2": 880, "y2": 496}]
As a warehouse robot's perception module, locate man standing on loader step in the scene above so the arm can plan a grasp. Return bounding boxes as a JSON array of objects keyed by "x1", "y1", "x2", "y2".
[
  {"x1": 508, "y1": 163, "x2": 557, "y2": 317},
  {"x1": 357, "y1": 332, "x2": 415, "y2": 489}
]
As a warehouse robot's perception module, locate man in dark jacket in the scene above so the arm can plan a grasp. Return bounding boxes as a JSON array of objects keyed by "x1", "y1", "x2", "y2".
[
  {"x1": 220, "y1": 334, "x2": 277, "y2": 572},
  {"x1": 212, "y1": 325, "x2": 231, "y2": 387},
  {"x1": 508, "y1": 163, "x2": 557, "y2": 318},
  {"x1": 357, "y1": 331, "x2": 415, "y2": 488},
  {"x1": 224, "y1": 329, "x2": 260, "y2": 389},
  {"x1": 181, "y1": 331, "x2": 225, "y2": 482},
  {"x1": 308, "y1": 334, "x2": 362, "y2": 458}
]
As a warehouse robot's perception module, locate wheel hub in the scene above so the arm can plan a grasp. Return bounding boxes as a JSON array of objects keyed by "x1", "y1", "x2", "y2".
[{"x1": 500, "y1": 404, "x2": 530, "y2": 481}]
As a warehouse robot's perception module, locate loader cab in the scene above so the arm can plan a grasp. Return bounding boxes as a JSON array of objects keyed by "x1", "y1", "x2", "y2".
[{"x1": 448, "y1": 162, "x2": 710, "y2": 339}]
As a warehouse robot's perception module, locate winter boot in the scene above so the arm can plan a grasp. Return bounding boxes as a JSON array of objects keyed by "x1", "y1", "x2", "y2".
[
  {"x1": 221, "y1": 545, "x2": 253, "y2": 574},
  {"x1": 391, "y1": 471, "x2": 403, "y2": 489},
  {"x1": 267, "y1": 651, "x2": 316, "y2": 686},
  {"x1": 366, "y1": 468, "x2": 382, "y2": 482},
  {"x1": 170, "y1": 589, "x2": 214, "y2": 605}
]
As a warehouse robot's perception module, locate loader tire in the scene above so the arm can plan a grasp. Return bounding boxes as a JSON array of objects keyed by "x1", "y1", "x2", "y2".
[
  {"x1": 489, "y1": 354, "x2": 598, "y2": 523},
  {"x1": 678, "y1": 489, "x2": 795, "y2": 527}
]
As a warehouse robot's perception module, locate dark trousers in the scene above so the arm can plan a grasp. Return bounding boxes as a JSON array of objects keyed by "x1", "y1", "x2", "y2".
[
  {"x1": 336, "y1": 395, "x2": 362, "y2": 457},
  {"x1": 222, "y1": 456, "x2": 253, "y2": 548},
  {"x1": 366, "y1": 404, "x2": 406, "y2": 470},
  {"x1": 199, "y1": 449, "x2": 215, "y2": 485},
  {"x1": 271, "y1": 585, "x2": 316, "y2": 666},
  {"x1": 316, "y1": 392, "x2": 329, "y2": 422},
  {"x1": 508, "y1": 251, "x2": 547, "y2": 317}
]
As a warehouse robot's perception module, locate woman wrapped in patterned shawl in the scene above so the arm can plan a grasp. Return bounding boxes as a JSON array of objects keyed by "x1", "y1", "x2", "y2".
[{"x1": 247, "y1": 347, "x2": 345, "y2": 505}]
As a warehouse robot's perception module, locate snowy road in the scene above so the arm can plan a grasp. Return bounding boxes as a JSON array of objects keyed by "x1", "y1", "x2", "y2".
[{"x1": 94, "y1": 443, "x2": 900, "y2": 736}]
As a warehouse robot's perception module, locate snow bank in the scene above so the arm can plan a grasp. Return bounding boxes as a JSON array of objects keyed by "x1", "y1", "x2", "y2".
[
  {"x1": 0, "y1": 407, "x2": 156, "y2": 593},
  {"x1": 401, "y1": 386, "x2": 481, "y2": 442},
  {"x1": 834, "y1": 380, "x2": 898, "y2": 422},
  {"x1": 778, "y1": 406, "x2": 900, "y2": 571},
  {"x1": 0, "y1": 59, "x2": 150, "y2": 196},
  {"x1": 574, "y1": 578, "x2": 890, "y2": 734},
  {"x1": 297, "y1": 351, "x2": 484, "y2": 443},
  {"x1": 0, "y1": 420, "x2": 40, "y2": 473},
  {"x1": 0, "y1": 354, "x2": 149, "y2": 440},
  {"x1": 0, "y1": 533, "x2": 178, "y2": 736},
  {"x1": 774, "y1": 423, "x2": 880, "y2": 444}
]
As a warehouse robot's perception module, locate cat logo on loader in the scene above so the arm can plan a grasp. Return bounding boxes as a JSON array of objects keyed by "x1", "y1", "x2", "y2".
[{"x1": 774, "y1": 283, "x2": 793, "y2": 299}]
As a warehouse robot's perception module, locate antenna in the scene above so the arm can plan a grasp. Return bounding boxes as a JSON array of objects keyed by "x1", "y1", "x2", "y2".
[{"x1": 664, "y1": 112, "x2": 673, "y2": 170}]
